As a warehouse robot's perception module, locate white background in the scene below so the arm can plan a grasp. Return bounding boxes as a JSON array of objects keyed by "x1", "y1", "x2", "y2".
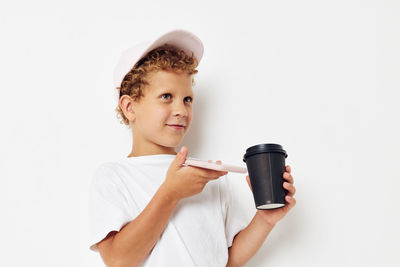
[{"x1": 1, "y1": 0, "x2": 399, "y2": 266}]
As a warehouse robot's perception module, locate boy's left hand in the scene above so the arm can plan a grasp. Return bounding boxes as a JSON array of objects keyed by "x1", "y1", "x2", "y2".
[{"x1": 246, "y1": 165, "x2": 296, "y2": 226}]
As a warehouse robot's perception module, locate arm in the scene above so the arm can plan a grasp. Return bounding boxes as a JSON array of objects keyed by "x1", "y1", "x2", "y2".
[
  {"x1": 227, "y1": 167, "x2": 296, "y2": 266},
  {"x1": 97, "y1": 183, "x2": 179, "y2": 267},
  {"x1": 226, "y1": 211, "x2": 275, "y2": 267},
  {"x1": 95, "y1": 147, "x2": 228, "y2": 267}
]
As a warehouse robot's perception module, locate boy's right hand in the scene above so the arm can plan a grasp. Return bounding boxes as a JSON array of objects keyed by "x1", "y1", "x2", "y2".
[{"x1": 162, "y1": 146, "x2": 228, "y2": 201}]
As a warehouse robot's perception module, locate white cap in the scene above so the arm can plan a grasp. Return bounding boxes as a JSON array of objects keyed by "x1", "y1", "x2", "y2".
[{"x1": 113, "y1": 29, "x2": 204, "y2": 104}]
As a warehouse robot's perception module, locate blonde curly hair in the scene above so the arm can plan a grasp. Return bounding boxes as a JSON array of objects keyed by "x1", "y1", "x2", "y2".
[{"x1": 115, "y1": 44, "x2": 200, "y2": 127}]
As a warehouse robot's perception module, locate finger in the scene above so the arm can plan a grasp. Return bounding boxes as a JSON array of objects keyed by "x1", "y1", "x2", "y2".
[
  {"x1": 283, "y1": 182, "x2": 296, "y2": 195},
  {"x1": 208, "y1": 173, "x2": 227, "y2": 180},
  {"x1": 206, "y1": 169, "x2": 228, "y2": 179},
  {"x1": 285, "y1": 195, "x2": 296, "y2": 207},
  {"x1": 203, "y1": 173, "x2": 221, "y2": 180},
  {"x1": 190, "y1": 165, "x2": 225, "y2": 176},
  {"x1": 283, "y1": 172, "x2": 294, "y2": 184},
  {"x1": 211, "y1": 168, "x2": 227, "y2": 175},
  {"x1": 208, "y1": 175, "x2": 222, "y2": 180},
  {"x1": 286, "y1": 165, "x2": 291, "y2": 173},
  {"x1": 188, "y1": 167, "x2": 212, "y2": 179}
]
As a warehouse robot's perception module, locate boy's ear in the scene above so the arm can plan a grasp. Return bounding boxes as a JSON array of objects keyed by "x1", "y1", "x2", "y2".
[{"x1": 120, "y1": 95, "x2": 136, "y2": 122}]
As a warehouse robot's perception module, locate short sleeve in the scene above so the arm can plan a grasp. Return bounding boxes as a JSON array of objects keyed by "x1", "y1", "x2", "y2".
[
  {"x1": 89, "y1": 164, "x2": 133, "y2": 252},
  {"x1": 220, "y1": 175, "x2": 249, "y2": 248}
]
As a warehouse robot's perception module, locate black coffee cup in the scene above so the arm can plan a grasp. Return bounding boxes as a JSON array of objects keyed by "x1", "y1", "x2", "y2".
[{"x1": 243, "y1": 143, "x2": 288, "y2": 210}]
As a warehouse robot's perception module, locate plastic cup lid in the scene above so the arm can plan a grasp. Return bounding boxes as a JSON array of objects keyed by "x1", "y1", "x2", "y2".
[{"x1": 243, "y1": 143, "x2": 287, "y2": 162}]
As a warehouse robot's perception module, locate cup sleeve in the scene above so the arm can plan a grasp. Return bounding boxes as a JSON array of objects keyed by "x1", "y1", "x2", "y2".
[
  {"x1": 220, "y1": 175, "x2": 249, "y2": 248},
  {"x1": 88, "y1": 164, "x2": 133, "y2": 252}
]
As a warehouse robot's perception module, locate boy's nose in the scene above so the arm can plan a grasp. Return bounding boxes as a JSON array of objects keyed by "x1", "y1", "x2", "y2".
[{"x1": 173, "y1": 102, "x2": 189, "y2": 117}]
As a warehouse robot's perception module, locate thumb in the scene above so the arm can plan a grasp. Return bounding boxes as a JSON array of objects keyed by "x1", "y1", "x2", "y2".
[{"x1": 174, "y1": 146, "x2": 188, "y2": 165}]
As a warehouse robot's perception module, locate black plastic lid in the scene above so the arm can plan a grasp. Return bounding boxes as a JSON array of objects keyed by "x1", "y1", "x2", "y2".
[{"x1": 243, "y1": 143, "x2": 287, "y2": 162}]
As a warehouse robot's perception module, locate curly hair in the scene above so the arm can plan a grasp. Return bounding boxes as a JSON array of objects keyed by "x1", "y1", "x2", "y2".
[{"x1": 115, "y1": 44, "x2": 200, "y2": 127}]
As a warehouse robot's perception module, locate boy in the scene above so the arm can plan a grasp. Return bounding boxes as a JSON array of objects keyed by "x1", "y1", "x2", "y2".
[{"x1": 89, "y1": 29, "x2": 296, "y2": 267}]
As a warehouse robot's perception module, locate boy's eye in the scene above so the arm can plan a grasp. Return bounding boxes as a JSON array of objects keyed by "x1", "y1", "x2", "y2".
[
  {"x1": 161, "y1": 93, "x2": 193, "y2": 103},
  {"x1": 161, "y1": 93, "x2": 171, "y2": 100}
]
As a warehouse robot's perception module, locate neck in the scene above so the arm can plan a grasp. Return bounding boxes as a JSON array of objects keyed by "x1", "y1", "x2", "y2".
[{"x1": 127, "y1": 145, "x2": 177, "y2": 157}]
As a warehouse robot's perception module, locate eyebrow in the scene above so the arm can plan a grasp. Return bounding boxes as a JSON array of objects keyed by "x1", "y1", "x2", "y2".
[{"x1": 157, "y1": 88, "x2": 194, "y2": 98}]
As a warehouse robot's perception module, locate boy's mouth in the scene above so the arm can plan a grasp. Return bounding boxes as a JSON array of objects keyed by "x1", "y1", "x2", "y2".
[{"x1": 167, "y1": 124, "x2": 185, "y2": 130}]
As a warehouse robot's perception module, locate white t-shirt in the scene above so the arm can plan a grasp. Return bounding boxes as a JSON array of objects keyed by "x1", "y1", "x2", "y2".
[{"x1": 89, "y1": 154, "x2": 249, "y2": 266}]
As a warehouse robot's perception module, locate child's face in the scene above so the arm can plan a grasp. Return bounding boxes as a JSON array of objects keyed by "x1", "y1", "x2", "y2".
[{"x1": 128, "y1": 70, "x2": 194, "y2": 155}]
